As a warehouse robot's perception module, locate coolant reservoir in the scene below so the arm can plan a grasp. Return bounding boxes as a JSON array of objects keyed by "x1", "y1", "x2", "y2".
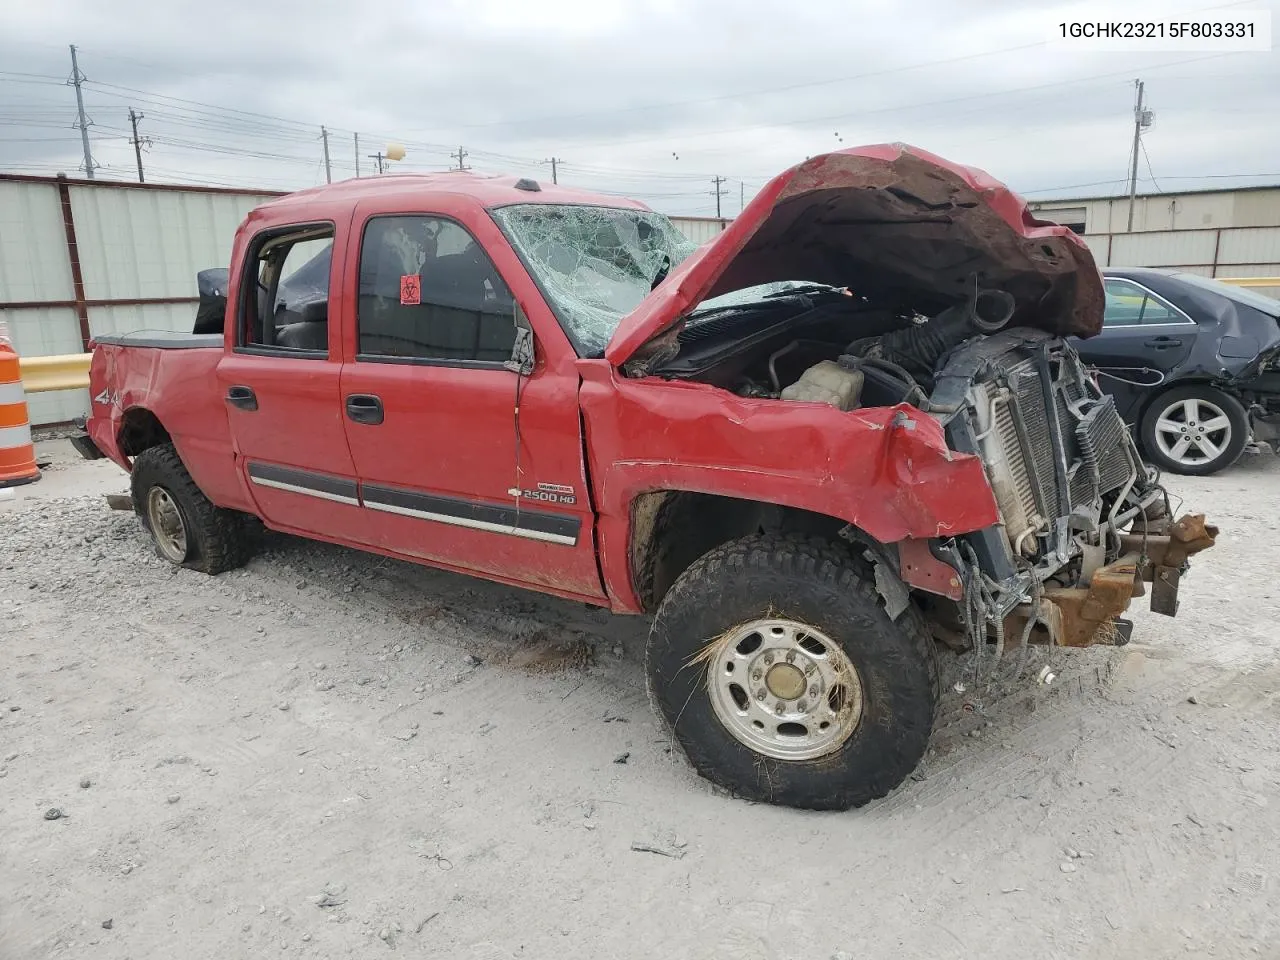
[{"x1": 780, "y1": 361, "x2": 864, "y2": 411}]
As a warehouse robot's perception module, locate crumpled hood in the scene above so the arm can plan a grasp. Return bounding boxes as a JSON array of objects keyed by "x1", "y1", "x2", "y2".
[{"x1": 605, "y1": 143, "x2": 1105, "y2": 366}]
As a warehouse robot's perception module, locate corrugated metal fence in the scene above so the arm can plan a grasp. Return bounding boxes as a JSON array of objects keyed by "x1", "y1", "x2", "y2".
[
  {"x1": 1082, "y1": 225, "x2": 1280, "y2": 281},
  {"x1": 0, "y1": 174, "x2": 278, "y2": 425}
]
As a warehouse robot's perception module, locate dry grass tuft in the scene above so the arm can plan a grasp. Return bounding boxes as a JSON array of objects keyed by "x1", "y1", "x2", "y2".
[
  {"x1": 1092, "y1": 618, "x2": 1126, "y2": 648},
  {"x1": 505, "y1": 630, "x2": 595, "y2": 674}
]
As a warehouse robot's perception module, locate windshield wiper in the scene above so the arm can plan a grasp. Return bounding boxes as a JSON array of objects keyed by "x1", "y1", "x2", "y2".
[
  {"x1": 761, "y1": 283, "x2": 843, "y2": 299},
  {"x1": 650, "y1": 254, "x2": 672, "y2": 291}
]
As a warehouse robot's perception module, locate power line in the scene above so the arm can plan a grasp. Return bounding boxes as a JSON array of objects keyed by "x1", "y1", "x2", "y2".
[
  {"x1": 394, "y1": 0, "x2": 1257, "y2": 137},
  {"x1": 3, "y1": 44, "x2": 1274, "y2": 216},
  {"x1": 1140, "y1": 139, "x2": 1162, "y2": 193},
  {"x1": 1022, "y1": 172, "x2": 1280, "y2": 198},
  {"x1": 399, "y1": 40, "x2": 1050, "y2": 134},
  {"x1": 3, "y1": 53, "x2": 1251, "y2": 197},
  {"x1": 0, "y1": 71, "x2": 65, "y2": 81},
  {"x1": 84, "y1": 79, "x2": 324, "y2": 132},
  {"x1": 1023, "y1": 178, "x2": 1133, "y2": 195},
  {"x1": 564, "y1": 51, "x2": 1233, "y2": 150}
]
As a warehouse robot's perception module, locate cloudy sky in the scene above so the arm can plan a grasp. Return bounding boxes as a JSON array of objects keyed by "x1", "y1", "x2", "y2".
[{"x1": 1, "y1": 0, "x2": 1277, "y2": 217}]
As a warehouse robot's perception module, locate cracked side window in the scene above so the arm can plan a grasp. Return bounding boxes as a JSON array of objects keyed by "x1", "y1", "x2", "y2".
[{"x1": 492, "y1": 203, "x2": 696, "y2": 357}]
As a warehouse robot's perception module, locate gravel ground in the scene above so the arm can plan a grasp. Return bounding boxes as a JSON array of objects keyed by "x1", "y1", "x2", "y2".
[{"x1": 3, "y1": 440, "x2": 1279, "y2": 960}]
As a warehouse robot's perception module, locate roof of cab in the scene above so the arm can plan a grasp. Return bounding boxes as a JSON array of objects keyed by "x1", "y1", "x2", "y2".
[{"x1": 254, "y1": 171, "x2": 651, "y2": 213}]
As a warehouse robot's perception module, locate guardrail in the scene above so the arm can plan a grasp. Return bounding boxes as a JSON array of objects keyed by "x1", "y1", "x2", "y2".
[
  {"x1": 15, "y1": 275, "x2": 1280, "y2": 396},
  {"x1": 18, "y1": 353, "x2": 93, "y2": 393},
  {"x1": 1217, "y1": 277, "x2": 1280, "y2": 294}
]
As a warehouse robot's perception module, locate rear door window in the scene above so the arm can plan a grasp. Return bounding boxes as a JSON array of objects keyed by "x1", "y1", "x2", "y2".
[{"x1": 1102, "y1": 279, "x2": 1187, "y2": 327}]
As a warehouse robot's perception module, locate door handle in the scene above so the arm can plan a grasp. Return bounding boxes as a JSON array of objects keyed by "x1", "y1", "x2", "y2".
[
  {"x1": 1143, "y1": 337, "x2": 1183, "y2": 348},
  {"x1": 226, "y1": 385, "x2": 258, "y2": 411},
  {"x1": 345, "y1": 394, "x2": 384, "y2": 425}
]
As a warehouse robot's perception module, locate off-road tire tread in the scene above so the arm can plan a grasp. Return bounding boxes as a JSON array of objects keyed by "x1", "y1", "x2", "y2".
[
  {"x1": 646, "y1": 532, "x2": 938, "y2": 811},
  {"x1": 130, "y1": 443, "x2": 251, "y2": 574}
]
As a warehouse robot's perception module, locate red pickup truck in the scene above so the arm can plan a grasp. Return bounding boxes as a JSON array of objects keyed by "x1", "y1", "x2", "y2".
[{"x1": 76, "y1": 144, "x2": 1215, "y2": 810}]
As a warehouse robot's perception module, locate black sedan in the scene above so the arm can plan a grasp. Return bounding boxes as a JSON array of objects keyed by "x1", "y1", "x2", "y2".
[{"x1": 1071, "y1": 268, "x2": 1280, "y2": 475}]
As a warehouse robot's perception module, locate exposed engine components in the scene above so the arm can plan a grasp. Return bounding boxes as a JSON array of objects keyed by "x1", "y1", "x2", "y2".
[
  {"x1": 846, "y1": 279, "x2": 1016, "y2": 382},
  {"x1": 780, "y1": 361, "x2": 864, "y2": 411}
]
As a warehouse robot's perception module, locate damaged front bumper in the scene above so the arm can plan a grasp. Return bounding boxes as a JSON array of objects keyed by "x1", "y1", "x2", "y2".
[{"x1": 1003, "y1": 513, "x2": 1218, "y2": 649}]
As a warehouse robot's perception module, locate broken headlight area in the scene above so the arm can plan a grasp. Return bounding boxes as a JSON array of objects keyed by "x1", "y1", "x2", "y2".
[
  {"x1": 654, "y1": 281, "x2": 1218, "y2": 661},
  {"x1": 918, "y1": 326, "x2": 1218, "y2": 659}
]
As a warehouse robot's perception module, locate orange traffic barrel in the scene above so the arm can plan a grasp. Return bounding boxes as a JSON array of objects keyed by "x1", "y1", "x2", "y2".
[{"x1": 0, "y1": 325, "x2": 40, "y2": 488}]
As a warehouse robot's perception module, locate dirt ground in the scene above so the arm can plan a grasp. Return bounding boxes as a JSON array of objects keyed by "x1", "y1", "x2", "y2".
[{"x1": 3, "y1": 438, "x2": 1279, "y2": 960}]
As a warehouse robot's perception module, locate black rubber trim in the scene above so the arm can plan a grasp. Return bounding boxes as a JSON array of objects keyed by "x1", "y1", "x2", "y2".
[
  {"x1": 246, "y1": 461, "x2": 358, "y2": 500},
  {"x1": 233, "y1": 345, "x2": 327, "y2": 360},
  {"x1": 354, "y1": 353, "x2": 510, "y2": 371},
  {"x1": 69, "y1": 432, "x2": 105, "y2": 461},
  {"x1": 362, "y1": 483, "x2": 579, "y2": 541}
]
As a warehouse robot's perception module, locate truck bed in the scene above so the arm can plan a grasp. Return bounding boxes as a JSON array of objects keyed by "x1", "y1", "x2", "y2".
[{"x1": 85, "y1": 337, "x2": 246, "y2": 510}]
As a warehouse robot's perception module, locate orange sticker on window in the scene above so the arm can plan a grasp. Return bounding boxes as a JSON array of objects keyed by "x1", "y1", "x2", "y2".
[{"x1": 400, "y1": 274, "x2": 421, "y2": 305}]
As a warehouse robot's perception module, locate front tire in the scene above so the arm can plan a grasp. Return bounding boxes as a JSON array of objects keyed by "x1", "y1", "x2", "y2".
[
  {"x1": 130, "y1": 444, "x2": 251, "y2": 574},
  {"x1": 1140, "y1": 384, "x2": 1248, "y2": 476},
  {"x1": 646, "y1": 534, "x2": 938, "y2": 811}
]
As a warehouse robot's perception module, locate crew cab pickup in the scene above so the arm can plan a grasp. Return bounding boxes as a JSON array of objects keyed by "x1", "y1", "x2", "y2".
[{"x1": 77, "y1": 144, "x2": 1216, "y2": 810}]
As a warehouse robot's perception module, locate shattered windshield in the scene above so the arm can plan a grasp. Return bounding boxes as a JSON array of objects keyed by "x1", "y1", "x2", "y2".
[{"x1": 491, "y1": 203, "x2": 697, "y2": 356}]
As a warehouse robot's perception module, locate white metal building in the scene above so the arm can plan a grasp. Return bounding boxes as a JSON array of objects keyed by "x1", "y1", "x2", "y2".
[
  {"x1": 0, "y1": 175, "x2": 277, "y2": 425},
  {"x1": 1028, "y1": 186, "x2": 1280, "y2": 279},
  {"x1": 672, "y1": 215, "x2": 730, "y2": 244}
]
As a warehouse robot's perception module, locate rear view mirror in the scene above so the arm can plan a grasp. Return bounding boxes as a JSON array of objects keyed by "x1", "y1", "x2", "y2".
[{"x1": 505, "y1": 302, "x2": 535, "y2": 376}]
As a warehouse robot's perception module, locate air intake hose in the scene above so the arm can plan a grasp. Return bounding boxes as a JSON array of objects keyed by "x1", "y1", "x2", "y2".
[{"x1": 845, "y1": 279, "x2": 1016, "y2": 381}]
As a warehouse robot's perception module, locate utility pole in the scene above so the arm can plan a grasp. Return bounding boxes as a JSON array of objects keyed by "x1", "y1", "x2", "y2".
[
  {"x1": 367, "y1": 152, "x2": 386, "y2": 174},
  {"x1": 740, "y1": 180, "x2": 744, "y2": 214},
  {"x1": 1126, "y1": 79, "x2": 1153, "y2": 233},
  {"x1": 451, "y1": 146, "x2": 469, "y2": 171},
  {"x1": 544, "y1": 157, "x2": 560, "y2": 184},
  {"x1": 68, "y1": 45, "x2": 96, "y2": 180},
  {"x1": 711, "y1": 175, "x2": 728, "y2": 219},
  {"x1": 320, "y1": 126, "x2": 332, "y2": 184},
  {"x1": 354, "y1": 132, "x2": 360, "y2": 177},
  {"x1": 128, "y1": 108, "x2": 147, "y2": 183}
]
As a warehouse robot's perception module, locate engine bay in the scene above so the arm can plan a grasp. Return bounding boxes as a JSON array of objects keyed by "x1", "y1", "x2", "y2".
[
  {"x1": 650, "y1": 281, "x2": 1014, "y2": 415},
  {"x1": 647, "y1": 281, "x2": 1158, "y2": 598}
]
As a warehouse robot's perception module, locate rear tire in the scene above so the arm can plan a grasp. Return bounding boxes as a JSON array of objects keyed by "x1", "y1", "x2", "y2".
[
  {"x1": 1140, "y1": 384, "x2": 1248, "y2": 476},
  {"x1": 646, "y1": 533, "x2": 938, "y2": 811},
  {"x1": 130, "y1": 444, "x2": 251, "y2": 574}
]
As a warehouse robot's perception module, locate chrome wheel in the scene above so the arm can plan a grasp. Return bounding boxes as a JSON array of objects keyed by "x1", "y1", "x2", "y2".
[
  {"x1": 705, "y1": 619, "x2": 863, "y2": 761},
  {"x1": 1153, "y1": 397, "x2": 1233, "y2": 468},
  {"x1": 146, "y1": 486, "x2": 189, "y2": 563}
]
